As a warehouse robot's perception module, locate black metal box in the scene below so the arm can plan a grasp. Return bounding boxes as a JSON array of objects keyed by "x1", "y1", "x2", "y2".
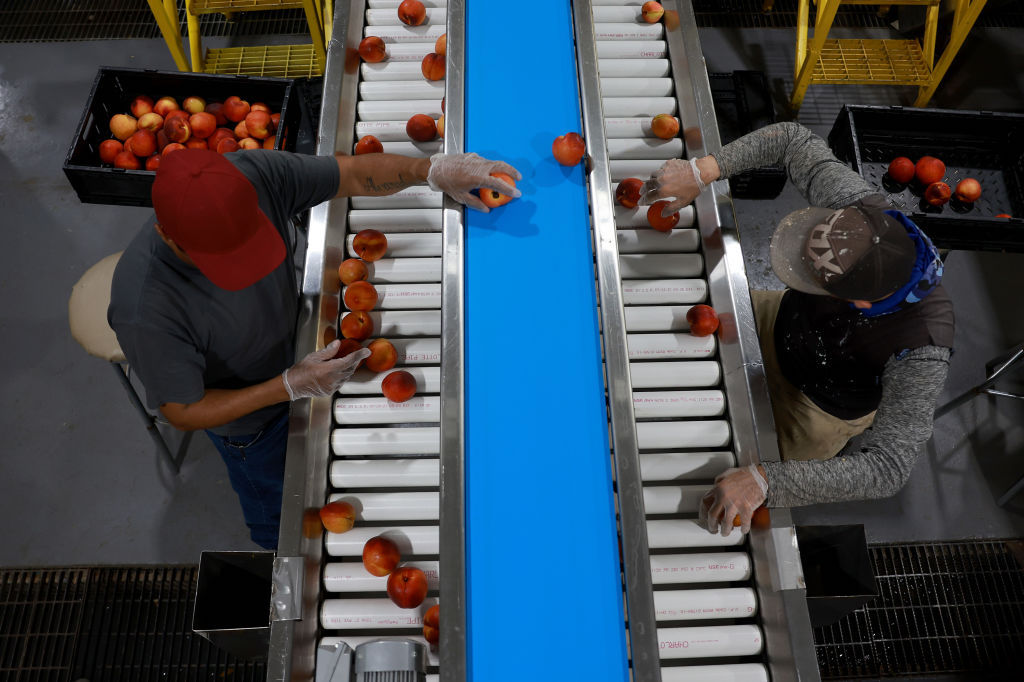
[
  {"x1": 828, "y1": 104, "x2": 1024, "y2": 252},
  {"x1": 63, "y1": 67, "x2": 300, "y2": 207}
]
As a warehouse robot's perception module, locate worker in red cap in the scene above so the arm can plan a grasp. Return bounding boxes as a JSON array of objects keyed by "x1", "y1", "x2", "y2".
[
  {"x1": 642, "y1": 122, "x2": 954, "y2": 536},
  {"x1": 108, "y1": 148, "x2": 520, "y2": 549}
]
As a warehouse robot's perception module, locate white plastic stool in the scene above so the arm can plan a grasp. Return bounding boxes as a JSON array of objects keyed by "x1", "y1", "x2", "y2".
[{"x1": 68, "y1": 252, "x2": 191, "y2": 473}]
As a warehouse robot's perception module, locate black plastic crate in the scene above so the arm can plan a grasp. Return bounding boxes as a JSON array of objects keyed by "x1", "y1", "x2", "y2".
[
  {"x1": 828, "y1": 104, "x2": 1024, "y2": 252},
  {"x1": 709, "y1": 70, "x2": 787, "y2": 200},
  {"x1": 63, "y1": 67, "x2": 301, "y2": 207}
]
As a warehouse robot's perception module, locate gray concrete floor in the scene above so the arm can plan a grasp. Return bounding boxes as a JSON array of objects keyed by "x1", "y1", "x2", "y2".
[{"x1": 1, "y1": 21, "x2": 1023, "y2": 567}]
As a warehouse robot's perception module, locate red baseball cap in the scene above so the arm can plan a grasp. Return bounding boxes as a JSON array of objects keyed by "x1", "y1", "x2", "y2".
[{"x1": 151, "y1": 149, "x2": 285, "y2": 291}]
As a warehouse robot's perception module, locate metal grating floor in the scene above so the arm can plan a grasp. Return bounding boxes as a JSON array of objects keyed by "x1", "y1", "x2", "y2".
[
  {"x1": 815, "y1": 540, "x2": 1024, "y2": 679},
  {"x1": 0, "y1": 566, "x2": 265, "y2": 682}
]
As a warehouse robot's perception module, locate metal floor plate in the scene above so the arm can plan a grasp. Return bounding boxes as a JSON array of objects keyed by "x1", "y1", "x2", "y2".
[{"x1": 815, "y1": 540, "x2": 1024, "y2": 679}]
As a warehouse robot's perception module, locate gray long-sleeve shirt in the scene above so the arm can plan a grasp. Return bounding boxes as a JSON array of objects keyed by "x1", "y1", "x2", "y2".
[{"x1": 712, "y1": 122, "x2": 953, "y2": 507}]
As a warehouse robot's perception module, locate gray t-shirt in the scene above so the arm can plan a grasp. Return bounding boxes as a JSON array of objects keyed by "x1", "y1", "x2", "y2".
[{"x1": 108, "y1": 150, "x2": 340, "y2": 436}]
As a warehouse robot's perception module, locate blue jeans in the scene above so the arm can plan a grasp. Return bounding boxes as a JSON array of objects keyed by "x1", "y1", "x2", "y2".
[{"x1": 205, "y1": 410, "x2": 289, "y2": 549}]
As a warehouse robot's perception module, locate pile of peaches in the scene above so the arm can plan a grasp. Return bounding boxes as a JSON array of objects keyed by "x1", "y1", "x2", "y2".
[
  {"x1": 885, "y1": 155, "x2": 994, "y2": 212},
  {"x1": 98, "y1": 93, "x2": 281, "y2": 171}
]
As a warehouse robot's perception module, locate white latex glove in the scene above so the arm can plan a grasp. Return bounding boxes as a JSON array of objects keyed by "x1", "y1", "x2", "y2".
[
  {"x1": 427, "y1": 152, "x2": 522, "y2": 212},
  {"x1": 698, "y1": 464, "x2": 768, "y2": 537},
  {"x1": 282, "y1": 341, "x2": 371, "y2": 400},
  {"x1": 641, "y1": 157, "x2": 704, "y2": 216}
]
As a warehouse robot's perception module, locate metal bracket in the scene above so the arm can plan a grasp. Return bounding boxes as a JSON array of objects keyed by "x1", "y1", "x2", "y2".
[{"x1": 271, "y1": 556, "x2": 305, "y2": 622}]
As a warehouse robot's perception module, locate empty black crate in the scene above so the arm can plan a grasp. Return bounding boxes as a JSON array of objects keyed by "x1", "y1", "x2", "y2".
[
  {"x1": 64, "y1": 67, "x2": 300, "y2": 207},
  {"x1": 710, "y1": 70, "x2": 787, "y2": 200},
  {"x1": 828, "y1": 104, "x2": 1024, "y2": 252}
]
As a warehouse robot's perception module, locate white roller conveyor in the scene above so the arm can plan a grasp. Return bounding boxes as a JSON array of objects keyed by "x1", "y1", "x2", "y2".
[
  {"x1": 348, "y1": 209, "x2": 441, "y2": 232},
  {"x1": 344, "y1": 310, "x2": 439, "y2": 338},
  {"x1": 607, "y1": 137, "x2": 683, "y2": 160},
  {"x1": 323, "y1": 560, "x2": 440, "y2": 592},
  {"x1": 642, "y1": 485, "x2": 707, "y2": 514},
  {"x1": 657, "y1": 625, "x2": 764, "y2": 659},
  {"x1": 361, "y1": 62, "x2": 429, "y2": 83},
  {"x1": 661, "y1": 664, "x2": 768, "y2": 682},
  {"x1": 362, "y1": 23, "x2": 446, "y2": 41},
  {"x1": 624, "y1": 306, "x2": 698, "y2": 333},
  {"x1": 593, "y1": 6, "x2": 651, "y2": 23},
  {"x1": 654, "y1": 588, "x2": 758, "y2": 621},
  {"x1": 627, "y1": 333, "x2": 716, "y2": 360},
  {"x1": 328, "y1": 491, "x2": 439, "y2": 521},
  {"x1": 650, "y1": 553, "x2": 752, "y2": 584},
  {"x1": 360, "y1": 80, "x2": 445, "y2": 101},
  {"x1": 647, "y1": 519, "x2": 744, "y2": 548},
  {"x1": 331, "y1": 426, "x2": 439, "y2": 456},
  {"x1": 599, "y1": 59, "x2": 671, "y2": 78},
  {"x1": 366, "y1": 258, "x2": 442, "y2": 284},
  {"x1": 620, "y1": 253, "x2": 703, "y2": 279},
  {"x1": 320, "y1": 637, "x2": 440, "y2": 668},
  {"x1": 604, "y1": 97, "x2": 677, "y2": 117},
  {"x1": 632, "y1": 390, "x2": 726, "y2": 419},
  {"x1": 379, "y1": 140, "x2": 443, "y2": 157},
  {"x1": 321, "y1": 597, "x2": 438, "y2": 630},
  {"x1": 326, "y1": 525, "x2": 440, "y2": 556},
  {"x1": 639, "y1": 451, "x2": 737, "y2": 481},
  {"x1": 617, "y1": 228, "x2": 699, "y2": 254},
  {"x1": 636, "y1": 420, "x2": 731, "y2": 450},
  {"x1": 597, "y1": 40, "x2": 666, "y2": 59},
  {"x1": 333, "y1": 396, "x2": 440, "y2": 425},
  {"x1": 630, "y1": 362, "x2": 721, "y2": 389},
  {"x1": 358, "y1": 99, "x2": 443, "y2": 120},
  {"x1": 350, "y1": 187, "x2": 442, "y2": 210},
  {"x1": 601, "y1": 77, "x2": 673, "y2": 98},
  {"x1": 389, "y1": 337, "x2": 440, "y2": 364},
  {"x1": 347, "y1": 232, "x2": 442, "y2": 258},
  {"x1": 615, "y1": 205, "x2": 695, "y2": 229},
  {"x1": 593, "y1": 23, "x2": 664, "y2": 40},
  {"x1": 343, "y1": 283, "x2": 441, "y2": 310},
  {"x1": 330, "y1": 457, "x2": 440, "y2": 488},
  {"x1": 611, "y1": 159, "x2": 670, "y2": 181},
  {"x1": 622, "y1": 279, "x2": 707, "y2": 305},
  {"x1": 604, "y1": 116, "x2": 658, "y2": 138}
]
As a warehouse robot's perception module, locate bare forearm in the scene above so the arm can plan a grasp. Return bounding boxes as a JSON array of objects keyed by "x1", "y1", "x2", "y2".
[
  {"x1": 160, "y1": 375, "x2": 290, "y2": 431},
  {"x1": 335, "y1": 153, "x2": 431, "y2": 198}
]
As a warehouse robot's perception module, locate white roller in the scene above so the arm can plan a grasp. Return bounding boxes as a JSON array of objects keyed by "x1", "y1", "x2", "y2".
[
  {"x1": 620, "y1": 253, "x2": 703, "y2": 279},
  {"x1": 593, "y1": 6, "x2": 649, "y2": 23},
  {"x1": 661, "y1": 664, "x2": 768, "y2": 682},
  {"x1": 599, "y1": 59, "x2": 671, "y2": 79},
  {"x1": 321, "y1": 597, "x2": 438, "y2": 630},
  {"x1": 622, "y1": 279, "x2": 707, "y2": 305},
  {"x1": 627, "y1": 333, "x2": 716, "y2": 361},
  {"x1": 368, "y1": 7, "x2": 448, "y2": 26},
  {"x1": 617, "y1": 228, "x2": 698, "y2": 254},
  {"x1": 328, "y1": 491, "x2": 439, "y2": 521},
  {"x1": 361, "y1": 62, "x2": 428, "y2": 83},
  {"x1": 624, "y1": 306, "x2": 695, "y2": 333},
  {"x1": 655, "y1": 588, "x2": 758, "y2": 621},
  {"x1": 350, "y1": 187, "x2": 442, "y2": 210},
  {"x1": 334, "y1": 396, "x2": 440, "y2": 425},
  {"x1": 320, "y1": 636, "x2": 439, "y2": 667},
  {"x1": 360, "y1": 43, "x2": 439, "y2": 63},
  {"x1": 657, "y1": 625, "x2": 763, "y2": 659},
  {"x1": 348, "y1": 209, "x2": 441, "y2": 232},
  {"x1": 377, "y1": 283, "x2": 442, "y2": 310},
  {"x1": 366, "y1": 257, "x2": 442, "y2": 284},
  {"x1": 630, "y1": 361, "x2": 721, "y2": 389},
  {"x1": 360, "y1": 80, "x2": 445, "y2": 101},
  {"x1": 389, "y1": 337, "x2": 440, "y2": 364},
  {"x1": 607, "y1": 137, "x2": 684, "y2": 160},
  {"x1": 642, "y1": 484, "x2": 707, "y2": 514},
  {"x1": 597, "y1": 41, "x2": 666, "y2": 59},
  {"x1": 611, "y1": 159, "x2": 671, "y2": 181},
  {"x1": 615, "y1": 205, "x2": 694, "y2": 229},
  {"x1": 330, "y1": 457, "x2": 439, "y2": 488},
  {"x1": 647, "y1": 519, "x2": 743, "y2": 548},
  {"x1": 640, "y1": 451, "x2": 735, "y2": 481},
  {"x1": 379, "y1": 140, "x2": 443, "y2": 157},
  {"x1": 601, "y1": 77, "x2": 673, "y2": 98},
  {"x1": 326, "y1": 525, "x2": 439, "y2": 556},
  {"x1": 594, "y1": 23, "x2": 664, "y2": 40},
  {"x1": 633, "y1": 390, "x2": 726, "y2": 418},
  {"x1": 358, "y1": 99, "x2": 442, "y2": 120},
  {"x1": 331, "y1": 426, "x2": 439, "y2": 456},
  {"x1": 349, "y1": 310, "x2": 439, "y2": 338},
  {"x1": 604, "y1": 117, "x2": 652, "y2": 139},
  {"x1": 340, "y1": 366, "x2": 440, "y2": 395},
  {"x1": 323, "y1": 560, "x2": 439, "y2": 592},
  {"x1": 362, "y1": 23, "x2": 446, "y2": 41},
  {"x1": 347, "y1": 232, "x2": 442, "y2": 258},
  {"x1": 368, "y1": 0, "x2": 446, "y2": 7},
  {"x1": 650, "y1": 552, "x2": 752, "y2": 584},
  {"x1": 604, "y1": 97, "x2": 676, "y2": 117},
  {"x1": 636, "y1": 420, "x2": 731, "y2": 450}
]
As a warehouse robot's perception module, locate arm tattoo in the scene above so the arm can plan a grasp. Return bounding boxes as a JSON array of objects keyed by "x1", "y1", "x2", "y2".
[{"x1": 363, "y1": 173, "x2": 411, "y2": 193}]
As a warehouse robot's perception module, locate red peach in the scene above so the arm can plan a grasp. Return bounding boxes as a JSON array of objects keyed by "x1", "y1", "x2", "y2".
[
  {"x1": 234, "y1": 120, "x2": 250, "y2": 139},
  {"x1": 113, "y1": 150, "x2": 140, "y2": 170},
  {"x1": 130, "y1": 95, "x2": 154, "y2": 118},
  {"x1": 362, "y1": 535, "x2": 401, "y2": 577},
  {"x1": 925, "y1": 181, "x2": 951, "y2": 207},
  {"x1": 222, "y1": 95, "x2": 251, "y2": 123},
  {"x1": 423, "y1": 604, "x2": 439, "y2": 645},
  {"x1": 215, "y1": 137, "x2": 239, "y2": 154},
  {"x1": 642, "y1": 1, "x2": 664, "y2": 22},
  {"x1": 333, "y1": 338, "x2": 364, "y2": 360},
  {"x1": 915, "y1": 156, "x2": 945, "y2": 186},
  {"x1": 954, "y1": 178, "x2": 982, "y2": 203},
  {"x1": 615, "y1": 178, "x2": 643, "y2": 209},
  {"x1": 387, "y1": 566, "x2": 428, "y2": 609},
  {"x1": 552, "y1": 132, "x2": 585, "y2": 166},
  {"x1": 239, "y1": 138, "x2": 261, "y2": 150},
  {"x1": 263, "y1": 136, "x2": 276, "y2": 150},
  {"x1": 109, "y1": 114, "x2": 138, "y2": 141},
  {"x1": 189, "y1": 111, "x2": 217, "y2": 139},
  {"x1": 479, "y1": 172, "x2": 516, "y2": 209},
  {"x1": 382, "y1": 370, "x2": 417, "y2": 403},
  {"x1": 344, "y1": 281, "x2": 378, "y2": 312},
  {"x1": 145, "y1": 154, "x2": 162, "y2": 171},
  {"x1": 163, "y1": 116, "x2": 191, "y2": 144},
  {"x1": 437, "y1": 115, "x2": 444, "y2": 137},
  {"x1": 205, "y1": 102, "x2": 228, "y2": 127},
  {"x1": 98, "y1": 139, "x2": 123, "y2": 164},
  {"x1": 397, "y1": 0, "x2": 426, "y2": 26},
  {"x1": 339, "y1": 258, "x2": 369, "y2": 285},
  {"x1": 185, "y1": 138, "x2": 207, "y2": 150},
  {"x1": 364, "y1": 339, "x2": 397, "y2": 373},
  {"x1": 153, "y1": 96, "x2": 179, "y2": 118},
  {"x1": 647, "y1": 200, "x2": 680, "y2": 231},
  {"x1": 355, "y1": 135, "x2": 384, "y2": 155},
  {"x1": 208, "y1": 127, "x2": 235, "y2": 150},
  {"x1": 182, "y1": 95, "x2": 206, "y2": 115},
  {"x1": 323, "y1": 326, "x2": 337, "y2": 346},
  {"x1": 353, "y1": 229, "x2": 388, "y2": 262},
  {"x1": 319, "y1": 500, "x2": 356, "y2": 533},
  {"x1": 421, "y1": 52, "x2": 445, "y2": 81},
  {"x1": 887, "y1": 157, "x2": 915, "y2": 184},
  {"x1": 406, "y1": 114, "x2": 437, "y2": 142},
  {"x1": 435, "y1": 33, "x2": 446, "y2": 56},
  {"x1": 341, "y1": 311, "x2": 375, "y2": 340},
  {"x1": 358, "y1": 36, "x2": 387, "y2": 63},
  {"x1": 651, "y1": 114, "x2": 679, "y2": 139},
  {"x1": 162, "y1": 142, "x2": 186, "y2": 156},
  {"x1": 137, "y1": 112, "x2": 164, "y2": 133},
  {"x1": 686, "y1": 304, "x2": 720, "y2": 336},
  {"x1": 156, "y1": 129, "x2": 170, "y2": 151},
  {"x1": 124, "y1": 130, "x2": 157, "y2": 157},
  {"x1": 245, "y1": 110, "x2": 273, "y2": 139},
  {"x1": 250, "y1": 102, "x2": 271, "y2": 113}
]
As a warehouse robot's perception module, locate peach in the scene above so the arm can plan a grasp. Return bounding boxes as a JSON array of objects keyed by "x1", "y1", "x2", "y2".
[
  {"x1": 215, "y1": 137, "x2": 239, "y2": 154},
  {"x1": 239, "y1": 138, "x2": 261, "y2": 150},
  {"x1": 437, "y1": 115, "x2": 444, "y2": 137},
  {"x1": 324, "y1": 326, "x2": 338, "y2": 346},
  {"x1": 319, "y1": 500, "x2": 356, "y2": 533},
  {"x1": 397, "y1": 0, "x2": 426, "y2": 26},
  {"x1": 208, "y1": 127, "x2": 235, "y2": 150},
  {"x1": 355, "y1": 135, "x2": 384, "y2": 155},
  {"x1": 263, "y1": 136, "x2": 276, "y2": 150},
  {"x1": 344, "y1": 281, "x2": 378, "y2": 312},
  {"x1": 130, "y1": 95, "x2": 154, "y2": 118},
  {"x1": 157, "y1": 129, "x2": 170, "y2": 151},
  {"x1": 421, "y1": 52, "x2": 445, "y2": 81},
  {"x1": 303, "y1": 507, "x2": 324, "y2": 538},
  {"x1": 887, "y1": 157, "x2": 915, "y2": 184},
  {"x1": 382, "y1": 370, "x2": 417, "y2": 403},
  {"x1": 386, "y1": 566, "x2": 428, "y2": 608},
  {"x1": 686, "y1": 304, "x2": 719, "y2": 337},
  {"x1": 205, "y1": 102, "x2": 228, "y2": 126},
  {"x1": 162, "y1": 142, "x2": 186, "y2": 156},
  {"x1": 250, "y1": 102, "x2": 271, "y2": 113},
  {"x1": 189, "y1": 111, "x2": 217, "y2": 139},
  {"x1": 647, "y1": 200, "x2": 679, "y2": 231},
  {"x1": 358, "y1": 36, "x2": 387, "y2": 63},
  {"x1": 423, "y1": 604, "x2": 439, "y2": 646},
  {"x1": 137, "y1": 112, "x2": 164, "y2": 133},
  {"x1": 552, "y1": 132, "x2": 585, "y2": 166},
  {"x1": 996, "y1": 214, "x2": 1013, "y2": 218},
  {"x1": 435, "y1": 33, "x2": 446, "y2": 56},
  {"x1": 341, "y1": 311, "x2": 374, "y2": 340},
  {"x1": 364, "y1": 339, "x2": 397, "y2": 373},
  {"x1": 362, "y1": 535, "x2": 401, "y2": 577},
  {"x1": 642, "y1": 1, "x2": 664, "y2": 22},
  {"x1": 124, "y1": 130, "x2": 157, "y2": 158},
  {"x1": 163, "y1": 116, "x2": 191, "y2": 144},
  {"x1": 182, "y1": 95, "x2": 206, "y2": 114},
  {"x1": 406, "y1": 114, "x2": 437, "y2": 142},
  {"x1": 915, "y1": 156, "x2": 945, "y2": 186},
  {"x1": 234, "y1": 120, "x2": 250, "y2": 139},
  {"x1": 98, "y1": 139, "x2": 123, "y2": 164},
  {"x1": 353, "y1": 229, "x2": 388, "y2": 262},
  {"x1": 153, "y1": 96, "x2": 179, "y2": 117},
  {"x1": 145, "y1": 154, "x2": 162, "y2": 171},
  {"x1": 954, "y1": 178, "x2": 982, "y2": 203},
  {"x1": 924, "y1": 181, "x2": 951, "y2": 207},
  {"x1": 245, "y1": 110, "x2": 273, "y2": 139},
  {"x1": 615, "y1": 178, "x2": 643, "y2": 208},
  {"x1": 651, "y1": 114, "x2": 679, "y2": 139},
  {"x1": 333, "y1": 338, "x2": 364, "y2": 360},
  {"x1": 109, "y1": 114, "x2": 138, "y2": 141},
  {"x1": 185, "y1": 138, "x2": 207, "y2": 150},
  {"x1": 113, "y1": 150, "x2": 140, "y2": 170},
  {"x1": 339, "y1": 258, "x2": 369, "y2": 285},
  {"x1": 479, "y1": 172, "x2": 516, "y2": 209},
  {"x1": 223, "y1": 95, "x2": 251, "y2": 123}
]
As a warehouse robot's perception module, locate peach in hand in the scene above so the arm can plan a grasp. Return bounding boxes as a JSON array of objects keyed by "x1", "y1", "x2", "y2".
[
  {"x1": 479, "y1": 172, "x2": 516, "y2": 209},
  {"x1": 364, "y1": 339, "x2": 397, "y2": 373},
  {"x1": 647, "y1": 200, "x2": 679, "y2": 231}
]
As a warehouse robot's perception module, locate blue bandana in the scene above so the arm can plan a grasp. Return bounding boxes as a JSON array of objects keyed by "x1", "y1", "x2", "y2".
[{"x1": 855, "y1": 210, "x2": 943, "y2": 318}]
